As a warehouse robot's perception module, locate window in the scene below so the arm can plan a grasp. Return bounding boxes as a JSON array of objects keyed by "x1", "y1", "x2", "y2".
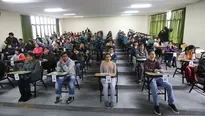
[
  {"x1": 166, "y1": 11, "x2": 172, "y2": 28},
  {"x1": 30, "y1": 16, "x2": 56, "y2": 39}
]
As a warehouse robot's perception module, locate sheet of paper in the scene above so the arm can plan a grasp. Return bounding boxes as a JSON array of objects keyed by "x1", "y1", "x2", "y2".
[
  {"x1": 106, "y1": 76, "x2": 111, "y2": 83},
  {"x1": 10, "y1": 61, "x2": 14, "y2": 66},
  {"x1": 14, "y1": 74, "x2": 20, "y2": 80},
  {"x1": 52, "y1": 75, "x2": 57, "y2": 82},
  {"x1": 163, "y1": 75, "x2": 168, "y2": 82},
  {"x1": 173, "y1": 53, "x2": 177, "y2": 57}
]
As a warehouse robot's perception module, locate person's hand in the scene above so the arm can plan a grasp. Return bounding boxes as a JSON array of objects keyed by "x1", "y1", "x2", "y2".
[
  {"x1": 159, "y1": 69, "x2": 164, "y2": 73},
  {"x1": 60, "y1": 58, "x2": 65, "y2": 65},
  {"x1": 154, "y1": 69, "x2": 159, "y2": 73}
]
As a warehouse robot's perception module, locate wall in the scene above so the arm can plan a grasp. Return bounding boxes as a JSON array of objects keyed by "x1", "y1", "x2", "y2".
[
  {"x1": 183, "y1": 0, "x2": 205, "y2": 50},
  {"x1": 0, "y1": 10, "x2": 23, "y2": 50},
  {"x1": 60, "y1": 16, "x2": 149, "y2": 38}
]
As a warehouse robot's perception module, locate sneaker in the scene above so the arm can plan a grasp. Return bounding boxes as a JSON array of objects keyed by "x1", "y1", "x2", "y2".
[
  {"x1": 104, "y1": 101, "x2": 110, "y2": 108},
  {"x1": 110, "y1": 102, "x2": 114, "y2": 109},
  {"x1": 169, "y1": 104, "x2": 179, "y2": 114},
  {"x1": 54, "y1": 97, "x2": 60, "y2": 104},
  {"x1": 154, "y1": 105, "x2": 161, "y2": 115},
  {"x1": 66, "y1": 97, "x2": 74, "y2": 104},
  {"x1": 18, "y1": 96, "x2": 24, "y2": 102}
]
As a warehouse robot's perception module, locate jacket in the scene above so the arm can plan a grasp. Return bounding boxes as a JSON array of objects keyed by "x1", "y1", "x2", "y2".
[
  {"x1": 64, "y1": 43, "x2": 73, "y2": 50},
  {"x1": 56, "y1": 58, "x2": 75, "y2": 76},
  {"x1": 23, "y1": 59, "x2": 41, "y2": 80},
  {"x1": 33, "y1": 47, "x2": 43, "y2": 57},
  {"x1": 11, "y1": 53, "x2": 26, "y2": 61},
  {"x1": 135, "y1": 49, "x2": 148, "y2": 59}
]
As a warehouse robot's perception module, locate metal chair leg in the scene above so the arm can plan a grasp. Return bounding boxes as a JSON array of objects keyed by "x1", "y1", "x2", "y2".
[
  {"x1": 41, "y1": 79, "x2": 47, "y2": 89},
  {"x1": 189, "y1": 83, "x2": 195, "y2": 93}
]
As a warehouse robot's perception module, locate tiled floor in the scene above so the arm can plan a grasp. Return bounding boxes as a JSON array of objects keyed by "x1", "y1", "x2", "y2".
[{"x1": 0, "y1": 46, "x2": 205, "y2": 116}]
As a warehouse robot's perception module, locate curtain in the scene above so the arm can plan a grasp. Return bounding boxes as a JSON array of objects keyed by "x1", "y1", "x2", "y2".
[
  {"x1": 169, "y1": 9, "x2": 186, "y2": 44},
  {"x1": 150, "y1": 13, "x2": 167, "y2": 37},
  {"x1": 21, "y1": 15, "x2": 32, "y2": 42},
  {"x1": 56, "y1": 19, "x2": 60, "y2": 34}
]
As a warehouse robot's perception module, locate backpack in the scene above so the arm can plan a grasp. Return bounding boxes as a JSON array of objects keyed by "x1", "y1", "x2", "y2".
[{"x1": 198, "y1": 53, "x2": 205, "y2": 74}]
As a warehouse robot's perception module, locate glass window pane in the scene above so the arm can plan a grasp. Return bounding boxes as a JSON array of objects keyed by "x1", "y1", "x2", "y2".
[
  {"x1": 54, "y1": 18, "x2": 56, "y2": 24},
  {"x1": 31, "y1": 16, "x2": 36, "y2": 24},
  {"x1": 44, "y1": 25, "x2": 48, "y2": 36},
  {"x1": 32, "y1": 25, "x2": 36, "y2": 39},
  {"x1": 48, "y1": 25, "x2": 51, "y2": 36},
  {"x1": 36, "y1": 25, "x2": 41, "y2": 37},
  {"x1": 54, "y1": 25, "x2": 56, "y2": 33},
  {"x1": 51, "y1": 25, "x2": 54, "y2": 34},
  {"x1": 36, "y1": 16, "x2": 40, "y2": 24},
  {"x1": 44, "y1": 17, "x2": 47, "y2": 24},
  {"x1": 40, "y1": 17, "x2": 44, "y2": 24},
  {"x1": 41, "y1": 26, "x2": 45, "y2": 37},
  {"x1": 47, "y1": 17, "x2": 51, "y2": 24}
]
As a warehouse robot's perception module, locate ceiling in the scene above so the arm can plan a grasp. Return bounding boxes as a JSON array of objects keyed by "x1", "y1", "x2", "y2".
[{"x1": 0, "y1": 0, "x2": 201, "y2": 18}]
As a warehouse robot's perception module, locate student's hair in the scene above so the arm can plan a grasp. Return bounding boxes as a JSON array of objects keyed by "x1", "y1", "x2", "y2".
[
  {"x1": 9, "y1": 32, "x2": 14, "y2": 36},
  {"x1": 15, "y1": 49, "x2": 22, "y2": 53},
  {"x1": 19, "y1": 38, "x2": 23, "y2": 41},
  {"x1": 61, "y1": 51, "x2": 71, "y2": 57},
  {"x1": 156, "y1": 38, "x2": 162, "y2": 45},
  {"x1": 43, "y1": 47, "x2": 49, "y2": 51},
  {"x1": 168, "y1": 41, "x2": 173, "y2": 44},
  {"x1": 105, "y1": 53, "x2": 111, "y2": 58},
  {"x1": 148, "y1": 50, "x2": 155, "y2": 55},
  {"x1": 109, "y1": 46, "x2": 115, "y2": 50},
  {"x1": 139, "y1": 43, "x2": 144, "y2": 47},
  {"x1": 26, "y1": 52, "x2": 35, "y2": 57}
]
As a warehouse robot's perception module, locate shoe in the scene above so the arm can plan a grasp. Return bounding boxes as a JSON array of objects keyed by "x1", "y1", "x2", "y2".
[
  {"x1": 104, "y1": 101, "x2": 110, "y2": 108},
  {"x1": 54, "y1": 97, "x2": 60, "y2": 104},
  {"x1": 169, "y1": 104, "x2": 179, "y2": 114},
  {"x1": 110, "y1": 102, "x2": 114, "y2": 109},
  {"x1": 18, "y1": 96, "x2": 24, "y2": 102},
  {"x1": 23, "y1": 93, "x2": 32, "y2": 102},
  {"x1": 154, "y1": 105, "x2": 161, "y2": 115},
  {"x1": 66, "y1": 97, "x2": 74, "y2": 104}
]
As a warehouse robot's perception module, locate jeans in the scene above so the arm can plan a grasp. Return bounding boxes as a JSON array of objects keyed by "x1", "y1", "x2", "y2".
[
  {"x1": 166, "y1": 54, "x2": 176, "y2": 64},
  {"x1": 55, "y1": 76, "x2": 75, "y2": 97},
  {"x1": 75, "y1": 63, "x2": 81, "y2": 76},
  {"x1": 149, "y1": 77, "x2": 175, "y2": 105},
  {"x1": 101, "y1": 77, "x2": 117, "y2": 102}
]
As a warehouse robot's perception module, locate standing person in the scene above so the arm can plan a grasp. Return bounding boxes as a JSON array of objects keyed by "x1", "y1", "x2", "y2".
[
  {"x1": 100, "y1": 53, "x2": 117, "y2": 108},
  {"x1": 158, "y1": 27, "x2": 173, "y2": 46},
  {"x1": 55, "y1": 52, "x2": 76, "y2": 104},
  {"x1": 5, "y1": 32, "x2": 19, "y2": 47},
  {"x1": 18, "y1": 52, "x2": 41, "y2": 102},
  {"x1": 144, "y1": 50, "x2": 179, "y2": 115},
  {"x1": 94, "y1": 32, "x2": 104, "y2": 61}
]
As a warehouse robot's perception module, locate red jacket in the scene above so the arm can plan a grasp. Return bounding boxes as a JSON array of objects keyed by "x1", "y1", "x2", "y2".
[
  {"x1": 18, "y1": 53, "x2": 26, "y2": 61},
  {"x1": 33, "y1": 47, "x2": 43, "y2": 57}
]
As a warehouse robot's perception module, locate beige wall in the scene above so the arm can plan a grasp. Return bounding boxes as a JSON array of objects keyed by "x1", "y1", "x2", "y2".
[
  {"x1": 183, "y1": 0, "x2": 205, "y2": 50},
  {"x1": 60, "y1": 16, "x2": 149, "y2": 39},
  {"x1": 0, "y1": 10, "x2": 23, "y2": 50}
]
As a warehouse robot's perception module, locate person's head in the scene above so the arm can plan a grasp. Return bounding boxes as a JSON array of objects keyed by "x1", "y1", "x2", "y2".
[
  {"x1": 26, "y1": 52, "x2": 35, "y2": 61},
  {"x1": 35, "y1": 44, "x2": 39, "y2": 48},
  {"x1": 148, "y1": 50, "x2": 156, "y2": 60},
  {"x1": 156, "y1": 38, "x2": 161, "y2": 43},
  {"x1": 109, "y1": 46, "x2": 114, "y2": 53},
  {"x1": 80, "y1": 43, "x2": 84, "y2": 48},
  {"x1": 187, "y1": 45, "x2": 195, "y2": 54},
  {"x1": 133, "y1": 41, "x2": 138, "y2": 47},
  {"x1": 74, "y1": 48, "x2": 79, "y2": 54},
  {"x1": 105, "y1": 53, "x2": 111, "y2": 62},
  {"x1": 97, "y1": 32, "x2": 101, "y2": 38},
  {"x1": 9, "y1": 32, "x2": 14, "y2": 38},
  {"x1": 168, "y1": 41, "x2": 173, "y2": 48},
  {"x1": 15, "y1": 49, "x2": 21, "y2": 55},
  {"x1": 108, "y1": 40, "x2": 113, "y2": 45},
  {"x1": 19, "y1": 38, "x2": 23, "y2": 43},
  {"x1": 61, "y1": 52, "x2": 70, "y2": 62},
  {"x1": 43, "y1": 47, "x2": 49, "y2": 54},
  {"x1": 139, "y1": 43, "x2": 145, "y2": 50}
]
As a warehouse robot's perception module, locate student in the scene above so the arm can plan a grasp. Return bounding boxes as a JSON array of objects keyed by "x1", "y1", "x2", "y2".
[
  {"x1": 178, "y1": 45, "x2": 196, "y2": 60},
  {"x1": 5, "y1": 32, "x2": 19, "y2": 47},
  {"x1": 100, "y1": 53, "x2": 117, "y2": 108},
  {"x1": 108, "y1": 46, "x2": 117, "y2": 63},
  {"x1": 135, "y1": 43, "x2": 148, "y2": 83},
  {"x1": 131, "y1": 41, "x2": 138, "y2": 58},
  {"x1": 33, "y1": 44, "x2": 43, "y2": 58},
  {"x1": 144, "y1": 50, "x2": 179, "y2": 115},
  {"x1": 10, "y1": 49, "x2": 26, "y2": 70},
  {"x1": 154, "y1": 38, "x2": 164, "y2": 59},
  {"x1": 18, "y1": 39, "x2": 25, "y2": 49},
  {"x1": 55, "y1": 52, "x2": 76, "y2": 104},
  {"x1": 25, "y1": 40, "x2": 35, "y2": 52},
  {"x1": 164, "y1": 41, "x2": 176, "y2": 67},
  {"x1": 18, "y1": 52, "x2": 41, "y2": 102},
  {"x1": 94, "y1": 32, "x2": 104, "y2": 61},
  {"x1": 64, "y1": 39, "x2": 73, "y2": 50},
  {"x1": 40, "y1": 47, "x2": 56, "y2": 73},
  {"x1": 71, "y1": 48, "x2": 82, "y2": 78},
  {"x1": 79, "y1": 43, "x2": 87, "y2": 55}
]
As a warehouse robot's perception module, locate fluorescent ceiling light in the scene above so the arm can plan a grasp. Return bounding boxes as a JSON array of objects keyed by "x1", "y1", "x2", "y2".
[
  {"x1": 2, "y1": 0, "x2": 37, "y2": 3},
  {"x1": 130, "y1": 4, "x2": 152, "y2": 8},
  {"x1": 44, "y1": 8, "x2": 65, "y2": 12},
  {"x1": 74, "y1": 16, "x2": 84, "y2": 18},
  {"x1": 123, "y1": 11, "x2": 139, "y2": 14},
  {"x1": 63, "y1": 13, "x2": 76, "y2": 16},
  {"x1": 121, "y1": 14, "x2": 132, "y2": 16}
]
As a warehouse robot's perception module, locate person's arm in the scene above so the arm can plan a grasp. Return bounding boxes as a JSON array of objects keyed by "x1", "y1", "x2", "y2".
[
  {"x1": 56, "y1": 61, "x2": 62, "y2": 72},
  {"x1": 113, "y1": 62, "x2": 117, "y2": 75},
  {"x1": 10, "y1": 55, "x2": 15, "y2": 61},
  {"x1": 18, "y1": 54, "x2": 26, "y2": 61},
  {"x1": 192, "y1": 54, "x2": 196, "y2": 60},
  {"x1": 178, "y1": 52, "x2": 185, "y2": 60},
  {"x1": 30, "y1": 61, "x2": 40, "y2": 75},
  {"x1": 156, "y1": 61, "x2": 163, "y2": 73},
  {"x1": 62, "y1": 60, "x2": 75, "y2": 73},
  {"x1": 100, "y1": 61, "x2": 103, "y2": 73},
  {"x1": 144, "y1": 60, "x2": 154, "y2": 72}
]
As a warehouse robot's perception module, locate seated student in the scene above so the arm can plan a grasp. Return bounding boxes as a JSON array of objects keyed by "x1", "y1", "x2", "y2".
[
  {"x1": 64, "y1": 39, "x2": 73, "y2": 50},
  {"x1": 18, "y1": 38, "x2": 25, "y2": 49},
  {"x1": 33, "y1": 44, "x2": 43, "y2": 58},
  {"x1": 25, "y1": 40, "x2": 35, "y2": 52},
  {"x1": 53, "y1": 42, "x2": 62, "y2": 59},
  {"x1": 40, "y1": 47, "x2": 56, "y2": 73},
  {"x1": 178, "y1": 45, "x2": 196, "y2": 83},
  {"x1": 100, "y1": 53, "x2": 117, "y2": 108},
  {"x1": 10, "y1": 49, "x2": 26, "y2": 70},
  {"x1": 71, "y1": 48, "x2": 82, "y2": 78},
  {"x1": 135, "y1": 43, "x2": 148, "y2": 83},
  {"x1": 154, "y1": 38, "x2": 164, "y2": 59},
  {"x1": 55, "y1": 52, "x2": 76, "y2": 104},
  {"x1": 164, "y1": 41, "x2": 176, "y2": 67},
  {"x1": 79, "y1": 43, "x2": 87, "y2": 55},
  {"x1": 108, "y1": 46, "x2": 117, "y2": 63},
  {"x1": 3, "y1": 45, "x2": 15, "y2": 60},
  {"x1": 144, "y1": 50, "x2": 179, "y2": 115},
  {"x1": 131, "y1": 41, "x2": 139, "y2": 57},
  {"x1": 18, "y1": 52, "x2": 41, "y2": 102}
]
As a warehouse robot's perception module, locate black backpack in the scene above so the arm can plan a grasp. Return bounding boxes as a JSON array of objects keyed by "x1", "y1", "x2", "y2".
[{"x1": 198, "y1": 53, "x2": 205, "y2": 74}]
